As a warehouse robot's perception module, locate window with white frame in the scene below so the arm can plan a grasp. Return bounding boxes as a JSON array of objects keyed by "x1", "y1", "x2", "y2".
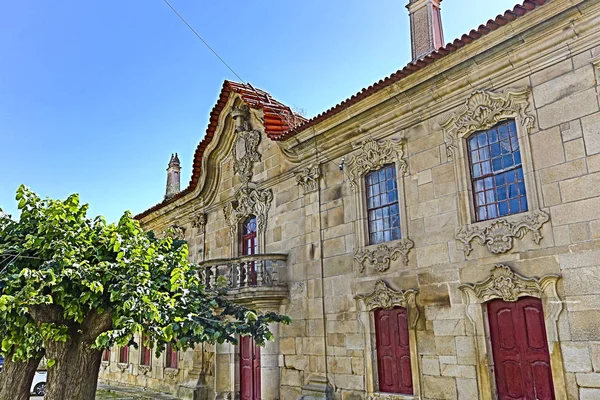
[
  {"x1": 365, "y1": 164, "x2": 401, "y2": 245},
  {"x1": 467, "y1": 119, "x2": 528, "y2": 222}
]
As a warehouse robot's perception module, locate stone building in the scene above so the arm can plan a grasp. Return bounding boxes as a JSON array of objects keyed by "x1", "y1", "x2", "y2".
[{"x1": 99, "y1": 0, "x2": 600, "y2": 398}]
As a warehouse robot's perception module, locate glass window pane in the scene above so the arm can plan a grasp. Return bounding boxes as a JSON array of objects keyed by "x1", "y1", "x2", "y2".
[
  {"x1": 499, "y1": 201, "x2": 509, "y2": 216},
  {"x1": 475, "y1": 179, "x2": 484, "y2": 192},
  {"x1": 384, "y1": 231, "x2": 391, "y2": 242},
  {"x1": 478, "y1": 207, "x2": 487, "y2": 220},
  {"x1": 491, "y1": 142, "x2": 501, "y2": 157},
  {"x1": 484, "y1": 177, "x2": 494, "y2": 189},
  {"x1": 503, "y1": 154, "x2": 514, "y2": 169},
  {"x1": 497, "y1": 186, "x2": 507, "y2": 201},
  {"x1": 492, "y1": 157, "x2": 502, "y2": 172},
  {"x1": 391, "y1": 228, "x2": 401, "y2": 240},
  {"x1": 391, "y1": 215, "x2": 400, "y2": 228},
  {"x1": 499, "y1": 124, "x2": 509, "y2": 140},
  {"x1": 478, "y1": 133, "x2": 488, "y2": 147},
  {"x1": 481, "y1": 161, "x2": 491, "y2": 175},
  {"x1": 485, "y1": 190, "x2": 495, "y2": 203},
  {"x1": 487, "y1": 205, "x2": 498, "y2": 219},
  {"x1": 472, "y1": 163, "x2": 482, "y2": 178},
  {"x1": 471, "y1": 150, "x2": 480, "y2": 163},
  {"x1": 509, "y1": 198, "x2": 520, "y2": 213},
  {"x1": 500, "y1": 140, "x2": 511, "y2": 154},
  {"x1": 521, "y1": 196, "x2": 528, "y2": 212},
  {"x1": 469, "y1": 136, "x2": 478, "y2": 149},
  {"x1": 489, "y1": 129, "x2": 498, "y2": 143}
]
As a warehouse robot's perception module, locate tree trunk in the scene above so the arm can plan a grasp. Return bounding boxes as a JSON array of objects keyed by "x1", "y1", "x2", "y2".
[
  {"x1": 0, "y1": 354, "x2": 42, "y2": 400},
  {"x1": 44, "y1": 336, "x2": 103, "y2": 400},
  {"x1": 29, "y1": 304, "x2": 113, "y2": 400}
]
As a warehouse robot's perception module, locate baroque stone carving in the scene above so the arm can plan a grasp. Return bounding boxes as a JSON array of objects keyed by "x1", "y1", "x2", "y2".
[
  {"x1": 163, "y1": 225, "x2": 186, "y2": 240},
  {"x1": 346, "y1": 139, "x2": 408, "y2": 191},
  {"x1": 295, "y1": 164, "x2": 321, "y2": 194},
  {"x1": 460, "y1": 264, "x2": 560, "y2": 303},
  {"x1": 442, "y1": 88, "x2": 535, "y2": 160},
  {"x1": 165, "y1": 367, "x2": 179, "y2": 379},
  {"x1": 100, "y1": 361, "x2": 109, "y2": 370},
  {"x1": 354, "y1": 240, "x2": 414, "y2": 273},
  {"x1": 223, "y1": 187, "x2": 273, "y2": 237},
  {"x1": 356, "y1": 280, "x2": 419, "y2": 328},
  {"x1": 117, "y1": 362, "x2": 129, "y2": 373},
  {"x1": 192, "y1": 213, "x2": 207, "y2": 233},
  {"x1": 455, "y1": 209, "x2": 550, "y2": 256},
  {"x1": 138, "y1": 364, "x2": 151, "y2": 375},
  {"x1": 230, "y1": 105, "x2": 262, "y2": 184}
]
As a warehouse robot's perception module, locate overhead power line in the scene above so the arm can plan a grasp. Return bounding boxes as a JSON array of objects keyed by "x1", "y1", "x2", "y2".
[{"x1": 161, "y1": 0, "x2": 247, "y2": 84}]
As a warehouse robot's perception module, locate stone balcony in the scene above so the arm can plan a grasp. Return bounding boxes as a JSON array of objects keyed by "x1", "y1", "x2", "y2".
[{"x1": 198, "y1": 254, "x2": 288, "y2": 309}]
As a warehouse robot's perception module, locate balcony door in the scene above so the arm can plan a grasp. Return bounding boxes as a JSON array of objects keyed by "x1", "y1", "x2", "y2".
[{"x1": 241, "y1": 215, "x2": 258, "y2": 285}]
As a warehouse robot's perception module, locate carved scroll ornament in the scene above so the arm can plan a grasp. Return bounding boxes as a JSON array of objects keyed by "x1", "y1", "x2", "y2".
[
  {"x1": 355, "y1": 240, "x2": 414, "y2": 273},
  {"x1": 223, "y1": 187, "x2": 273, "y2": 237},
  {"x1": 163, "y1": 225, "x2": 186, "y2": 240},
  {"x1": 455, "y1": 209, "x2": 549, "y2": 256},
  {"x1": 295, "y1": 164, "x2": 321, "y2": 194},
  {"x1": 346, "y1": 139, "x2": 407, "y2": 191},
  {"x1": 192, "y1": 213, "x2": 207, "y2": 233},
  {"x1": 230, "y1": 106, "x2": 262, "y2": 184},
  {"x1": 138, "y1": 364, "x2": 151, "y2": 375},
  {"x1": 165, "y1": 367, "x2": 179, "y2": 379},
  {"x1": 442, "y1": 88, "x2": 535, "y2": 160},
  {"x1": 357, "y1": 280, "x2": 419, "y2": 328},
  {"x1": 460, "y1": 264, "x2": 559, "y2": 303}
]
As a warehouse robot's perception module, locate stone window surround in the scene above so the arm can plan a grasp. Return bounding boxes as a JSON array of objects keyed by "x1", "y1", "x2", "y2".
[
  {"x1": 459, "y1": 264, "x2": 567, "y2": 400},
  {"x1": 356, "y1": 280, "x2": 421, "y2": 399},
  {"x1": 223, "y1": 186, "x2": 273, "y2": 258},
  {"x1": 347, "y1": 139, "x2": 414, "y2": 273},
  {"x1": 442, "y1": 88, "x2": 550, "y2": 256}
]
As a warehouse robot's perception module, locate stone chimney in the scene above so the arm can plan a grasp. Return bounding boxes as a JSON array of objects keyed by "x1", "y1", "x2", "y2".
[
  {"x1": 407, "y1": 0, "x2": 444, "y2": 61},
  {"x1": 165, "y1": 153, "x2": 181, "y2": 200}
]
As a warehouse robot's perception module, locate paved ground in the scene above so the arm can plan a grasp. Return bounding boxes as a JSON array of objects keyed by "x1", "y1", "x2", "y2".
[{"x1": 30, "y1": 384, "x2": 179, "y2": 399}]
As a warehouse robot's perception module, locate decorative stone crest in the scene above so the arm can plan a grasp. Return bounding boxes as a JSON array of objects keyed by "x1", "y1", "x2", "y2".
[
  {"x1": 295, "y1": 164, "x2": 321, "y2": 194},
  {"x1": 442, "y1": 88, "x2": 535, "y2": 160},
  {"x1": 357, "y1": 280, "x2": 419, "y2": 329},
  {"x1": 461, "y1": 264, "x2": 559, "y2": 303},
  {"x1": 223, "y1": 187, "x2": 273, "y2": 237},
  {"x1": 455, "y1": 209, "x2": 550, "y2": 256},
  {"x1": 138, "y1": 364, "x2": 151, "y2": 375},
  {"x1": 163, "y1": 225, "x2": 186, "y2": 240},
  {"x1": 192, "y1": 213, "x2": 207, "y2": 233},
  {"x1": 230, "y1": 105, "x2": 262, "y2": 184},
  {"x1": 346, "y1": 139, "x2": 408, "y2": 191},
  {"x1": 117, "y1": 362, "x2": 129, "y2": 373},
  {"x1": 165, "y1": 367, "x2": 179, "y2": 379},
  {"x1": 354, "y1": 240, "x2": 414, "y2": 273}
]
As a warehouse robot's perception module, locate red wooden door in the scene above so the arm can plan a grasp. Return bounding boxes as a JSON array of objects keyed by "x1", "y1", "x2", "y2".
[
  {"x1": 240, "y1": 336, "x2": 261, "y2": 400},
  {"x1": 241, "y1": 216, "x2": 258, "y2": 285},
  {"x1": 488, "y1": 297, "x2": 555, "y2": 400},
  {"x1": 374, "y1": 307, "x2": 413, "y2": 394}
]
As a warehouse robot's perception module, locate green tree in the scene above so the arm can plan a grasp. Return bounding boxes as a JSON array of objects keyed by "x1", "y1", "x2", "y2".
[{"x1": 0, "y1": 186, "x2": 289, "y2": 400}]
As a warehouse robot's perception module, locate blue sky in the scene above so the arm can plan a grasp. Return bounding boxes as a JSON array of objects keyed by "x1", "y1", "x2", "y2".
[{"x1": 1, "y1": 0, "x2": 520, "y2": 222}]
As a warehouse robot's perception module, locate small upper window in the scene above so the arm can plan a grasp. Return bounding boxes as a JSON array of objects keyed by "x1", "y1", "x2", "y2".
[
  {"x1": 467, "y1": 120, "x2": 528, "y2": 222},
  {"x1": 365, "y1": 165, "x2": 401, "y2": 245}
]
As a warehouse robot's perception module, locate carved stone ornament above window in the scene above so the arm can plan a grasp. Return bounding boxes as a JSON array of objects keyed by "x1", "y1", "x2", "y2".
[
  {"x1": 455, "y1": 209, "x2": 549, "y2": 256},
  {"x1": 442, "y1": 88, "x2": 535, "y2": 160},
  {"x1": 223, "y1": 187, "x2": 273, "y2": 237},
  {"x1": 295, "y1": 164, "x2": 321, "y2": 194},
  {"x1": 356, "y1": 280, "x2": 418, "y2": 327},
  {"x1": 354, "y1": 240, "x2": 414, "y2": 273},
  {"x1": 230, "y1": 105, "x2": 262, "y2": 184},
  {"x1": 460, "y1": 264, "x2": 559, "y2": 303},
  {"x1": 346, "y1": 139, "x2": 408, "y2": 191}
]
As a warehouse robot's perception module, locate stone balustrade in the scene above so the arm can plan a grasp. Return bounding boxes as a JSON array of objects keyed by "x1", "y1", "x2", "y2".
[{"x1": 198, "y1": 253, "x2": 287, "y2": 295}]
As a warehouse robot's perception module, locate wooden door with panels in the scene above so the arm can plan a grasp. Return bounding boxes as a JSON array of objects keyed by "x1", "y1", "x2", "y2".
[{"x1": 488, "y1": 297, "x2": 555, "y2": 400}]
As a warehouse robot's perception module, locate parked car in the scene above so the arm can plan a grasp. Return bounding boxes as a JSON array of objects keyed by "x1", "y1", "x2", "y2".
[{"x1": 31, "y1": 370, "x2": 46, "y2": 396}]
